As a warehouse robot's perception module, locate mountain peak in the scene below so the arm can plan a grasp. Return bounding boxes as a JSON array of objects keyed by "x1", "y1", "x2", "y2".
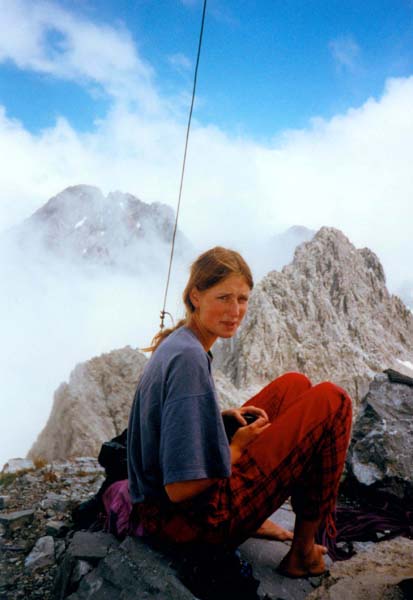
[
  {"x1": 10, "y1": 185, "x2": 189, "y2": 271},
  {"x1": 216, "y1": 226, "x2": 413, "y2": 404}
]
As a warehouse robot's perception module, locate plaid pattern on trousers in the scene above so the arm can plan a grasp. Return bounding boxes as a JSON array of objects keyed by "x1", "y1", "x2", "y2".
[{"x1": 134, "y1": 372, "x2": 353, "y2": 547}]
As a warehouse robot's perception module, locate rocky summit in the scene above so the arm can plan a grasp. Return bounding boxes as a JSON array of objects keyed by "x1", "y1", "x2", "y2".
[
  {"x1": 215, "y1": 227, "x2": 413, "y2": 406},
  {"x1": 4, "y1": 184, "x2": 190, "y2": 272}
]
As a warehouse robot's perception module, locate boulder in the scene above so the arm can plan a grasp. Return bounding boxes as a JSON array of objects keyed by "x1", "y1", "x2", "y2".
[
  {"x1": 54, "y1": 534, "x2": 195, "y2": 600},
  {"x1": 346, "y1": 372, "x2": 413, "y2": 499},
  {"x1": 306, "y1": 537, "x2": 413, "y2": 600},
  {"x1": 0, "y1": 509, "x2": 35, "y2": 533},
  {"x1": 24, "y1": 536, "x2": 55, "y2": 572}
]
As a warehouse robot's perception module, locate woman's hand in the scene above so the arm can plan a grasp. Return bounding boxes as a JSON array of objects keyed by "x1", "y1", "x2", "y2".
[
  {"x1": 228, "y1": 407, "x2": 271, "y2": 465},
  {"x1": 221, "y1": 405, "x2": 269, "y2": 427}
]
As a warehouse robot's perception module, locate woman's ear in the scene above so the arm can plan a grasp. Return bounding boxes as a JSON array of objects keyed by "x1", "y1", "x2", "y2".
[{"x1": 189, "y1": 287, "x2": 200, "y2": 309}]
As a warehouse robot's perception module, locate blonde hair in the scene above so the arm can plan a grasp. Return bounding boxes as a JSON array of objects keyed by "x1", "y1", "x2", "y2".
[{"x1": 146, "y1": 246, "x2": 253, "y2": 352}]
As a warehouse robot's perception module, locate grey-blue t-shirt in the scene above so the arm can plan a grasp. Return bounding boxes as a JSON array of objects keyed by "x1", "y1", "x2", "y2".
[{"x1": 127, "y1": 326, "x2": 231, "y2": 504}]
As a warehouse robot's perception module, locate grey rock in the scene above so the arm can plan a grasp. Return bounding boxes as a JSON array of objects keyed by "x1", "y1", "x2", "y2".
[
  {"x1": 347, "y1": 373, "x2": 413, "y2": 498},
  {"x1": 41, "y1": 492, "x2": 73, "y2": 512},
  {"x1": 86, "y1": 537, "x2": 195, "y2": 599},
  {"x1": 306, "y1": 537, "x2": 413, "y2": 600},
  {"x1": 53, "y1": 533, "x2": 118, "y2": 600},
  {"x1": 46, "y1": 520, "x2": 70, "y2": 537},
  {"x1": 0, "y1": 496, "x2": 10, "y2": 509},
  {"x1": 20, "y1": 473, "x2": 40, "y2": 485},
  {"x1": 55, "y1": 539, "x2": 67, "y2": 562},
  {"x1": 55, "y1": 534, "x2": 195, "y2": 600},
  {"x1": 68, "y1": 531, "x2": 119, "y2": 563},
  {"x1": 2, "y1": 458, "x2": 35, "y2": 474},
  {"x1": 29, "y1": 347, "x2": 148, "y2": 462},
  {"x1": 65, "y1": 570, "x2": 111, "y2": 600},
  {"x1": 70, "y1": 560, "x2": 93, "y2": 586},
  {"x1": 0, "y1": 509, "x2": 35, "y2": 533},
  {"x1": 25, "y1": 535, "x2": 55, "y2": 571}
]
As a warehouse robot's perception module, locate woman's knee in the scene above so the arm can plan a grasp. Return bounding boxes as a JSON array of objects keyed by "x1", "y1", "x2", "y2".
[
  {"x1": 313, "y1": 381, "x2": 352, "y2": 415},
  {"x1": 275, "y1": 371, "x2": 312, "y2": 390}
]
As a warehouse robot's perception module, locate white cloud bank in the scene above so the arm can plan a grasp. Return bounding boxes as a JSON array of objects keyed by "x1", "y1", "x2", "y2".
[
  {"x1": 1, "y1": 0, "x2": 413, "y2": 466},
  {"x1": 1, "y1": 75, "x2": 413, "y2": 289}
]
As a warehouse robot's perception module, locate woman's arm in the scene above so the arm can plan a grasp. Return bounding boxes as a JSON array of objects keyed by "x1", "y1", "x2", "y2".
[{"x1": 165, "y1": 416, "x2": 270, "y2": 503}]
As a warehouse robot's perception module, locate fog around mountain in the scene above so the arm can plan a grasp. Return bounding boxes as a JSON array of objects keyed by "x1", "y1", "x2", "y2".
[{"x1": 0, "y1": 185, "x2": 411, "y2": 468}]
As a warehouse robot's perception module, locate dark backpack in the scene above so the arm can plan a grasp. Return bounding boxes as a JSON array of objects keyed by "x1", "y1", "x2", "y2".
[{"x1": 72, "y1": 429, "x2": 128, "y2": 529}]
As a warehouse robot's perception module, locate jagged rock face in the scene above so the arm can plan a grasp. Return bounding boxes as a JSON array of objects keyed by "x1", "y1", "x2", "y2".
[
  {"x1": 346, "y1": 373, "x2": 413, "y2": 499},
  {"x1": 28, "y1": 346, "x2": 147, "y2": 463},
  {"x1": 28, "y1": 345, "x2": 242, "y2": 462},
  {"x1": 215, "y1": 227, "x2": 413, "y2": 405},
  {"x1": 9, "y1": 185, "x2": 189, "y2": 271}
]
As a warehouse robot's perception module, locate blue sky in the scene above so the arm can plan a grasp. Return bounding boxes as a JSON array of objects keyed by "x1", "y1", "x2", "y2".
[{"x1": 1, "y1": 0, "x2": 413, "y2": 138}]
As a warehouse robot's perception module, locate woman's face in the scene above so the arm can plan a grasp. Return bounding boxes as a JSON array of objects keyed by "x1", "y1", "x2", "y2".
[{"x1": 189, "y1": 274, "x2": 251, "y2": 348}]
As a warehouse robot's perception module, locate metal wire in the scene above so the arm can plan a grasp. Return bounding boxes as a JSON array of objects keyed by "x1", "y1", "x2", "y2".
[{"x1": 160, "y1": 0, "x2": 208, "y2": 330}]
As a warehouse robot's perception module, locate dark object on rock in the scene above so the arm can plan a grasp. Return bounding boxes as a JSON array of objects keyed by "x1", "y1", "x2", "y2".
[
  {"x1": 71, "y1": 492, "x2": 105, "y2": 531},
  {"x1": 316, "y1": 494, "x2": 413, "y2": 561},
  {"x1": 346, "y1": 372, "x2": 413, "y2": 500},
  {"x1": 399, "y1": 578, "x2": 413, "y2": 599},
  {"x1": 174, "y1": 544, "x2": 260, "y2": 600},
  {"x1": 72, "y1": 430, "x2": 128, "y2": 530},
  {"x1": 384, "y1": 368, "x2": 413, "y2": 387},
  {"x1": 223, "y1": 413, "x2": 258, "y2": 442},
  {"x1": 97, "y1": 428, "x2": 128, "y2": 480}
]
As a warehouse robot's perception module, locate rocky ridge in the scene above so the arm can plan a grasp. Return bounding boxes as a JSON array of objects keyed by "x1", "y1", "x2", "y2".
[{"x1": 215, "y1": 227, "x2": 413, "y2": 405}]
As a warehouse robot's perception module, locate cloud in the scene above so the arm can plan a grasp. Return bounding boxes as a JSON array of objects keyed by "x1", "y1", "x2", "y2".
[
  {"x1": 0, "y1": 0, "x2": 159, "y2": 110},
  {"x1": 329, "y1": 35, "x2": 360, "y2": 71},
  {"x1": 1, "y1": 75, "x2": 413, "y2": 286}
]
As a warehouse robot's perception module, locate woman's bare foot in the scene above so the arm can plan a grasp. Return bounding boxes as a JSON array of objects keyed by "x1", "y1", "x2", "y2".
[
  {"x1": 278, "y1": 544, "x2": 328, "y2": 578},
  {"x1": 252, "y1": 519, "x2": 294, "y2": 541}
]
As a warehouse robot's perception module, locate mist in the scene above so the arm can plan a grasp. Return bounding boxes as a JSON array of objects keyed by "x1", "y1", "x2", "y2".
[
  {"x1": 1, "y1": 204, "x2": 411, "y2": 469},
  {"x1": 0, "y1": 233, "x2": 192, "y2": 468}
]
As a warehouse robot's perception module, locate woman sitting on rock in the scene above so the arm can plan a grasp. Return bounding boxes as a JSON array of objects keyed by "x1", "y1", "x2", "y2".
[{"x1": 116, "y1": 246, "x2": 352, "y2": 578}]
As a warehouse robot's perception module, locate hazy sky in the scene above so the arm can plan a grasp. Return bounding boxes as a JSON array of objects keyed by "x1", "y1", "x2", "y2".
[{"x1": 1, "y1": 0, "x2": 413, "y2": 466}]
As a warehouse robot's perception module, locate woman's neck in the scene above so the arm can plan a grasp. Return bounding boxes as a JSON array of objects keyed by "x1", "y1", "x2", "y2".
[{"x1": 187, "y1": 317, "x2": 216, "y2": 352}]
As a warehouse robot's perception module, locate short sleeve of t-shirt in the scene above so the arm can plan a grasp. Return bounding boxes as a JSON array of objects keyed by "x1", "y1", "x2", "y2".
[{"x1": 160, "y1": 348, "x2": 231, "y2": 485}]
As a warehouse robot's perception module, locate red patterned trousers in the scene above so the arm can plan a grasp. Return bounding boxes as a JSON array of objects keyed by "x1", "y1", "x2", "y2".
[{"x1": 136, "y1": 372, "x2": 353, "y2": 547}]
